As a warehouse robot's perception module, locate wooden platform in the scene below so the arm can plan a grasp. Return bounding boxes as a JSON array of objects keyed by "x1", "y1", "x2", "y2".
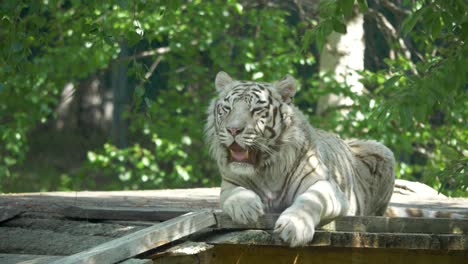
[{"x1": 1, "y1": 186, "x2": 467, "y2": 264}]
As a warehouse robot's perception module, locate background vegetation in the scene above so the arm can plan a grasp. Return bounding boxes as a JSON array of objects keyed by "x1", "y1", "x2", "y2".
[{"x1": 0, "y1": 0, "x2": 466, "y2": 196}]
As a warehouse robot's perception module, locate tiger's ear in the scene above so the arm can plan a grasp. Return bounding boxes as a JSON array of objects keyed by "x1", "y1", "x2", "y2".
[
  {"x1": 215, "y1": 71, "x2": 234, "y2": 92},
  {"x1": 275, "y1": 75, "x2": 297, "y2": 103}
]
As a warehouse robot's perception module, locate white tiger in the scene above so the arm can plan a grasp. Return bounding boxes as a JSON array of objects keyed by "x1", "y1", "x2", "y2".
[{"x1": 205, "y1": 72, "x2": 395, "y2": 247}]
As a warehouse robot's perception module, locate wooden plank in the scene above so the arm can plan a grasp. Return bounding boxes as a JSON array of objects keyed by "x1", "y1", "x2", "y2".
[
  {"x1": 198, "y1": 244, "x2": 467, "y2": 264},
  {"x1": 62, "y1": 207, "x2": 468, "y2": 234},
  {"x1": 214, "y1": 213, "x2": 468, "y2": 234},
  {"x1": 1, "y1": 188, "x2": 467, "y2": 217},
  {"x1": 0, "y1": 189, "x2": 221, "y2": 214},
  {"x1": 324, "y1": 215, "x2": 468, "y2": 234},
  {"x1": 101, "y1": 220, "x2": 158, "y2": 227},
  {"x1": 0, "y1": 227, "x2": 112, "y2": 255},
  {"x1": 63, "y1": 206, "x2": 188, "y2": 221},
  {"x1": 206, "y1": 230, "x2": 468, "y2": 250},
  {"x1": 3, "y1": 213, "x2": 146, "y2": 238},
  {"x1": 154, "y1": 241, "x2": 214, "y2": 257},
  {"x1": 50, "y1": 211, "x2": 217, "y2": 264},
  {"x1": 0, "y1": 253, "x2": 61, "y2": 264},
  {"x1": 0, "y1": 208, "x2": 22, "y2": 223},
  {"x1": 119, "y1": 258, "x2": 153, "y2": 264}
]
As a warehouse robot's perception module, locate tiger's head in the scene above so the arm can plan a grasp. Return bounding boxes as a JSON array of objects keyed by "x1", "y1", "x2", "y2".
[{"x1": 205, "y1": 71, "x2": 300, "y2": 178}]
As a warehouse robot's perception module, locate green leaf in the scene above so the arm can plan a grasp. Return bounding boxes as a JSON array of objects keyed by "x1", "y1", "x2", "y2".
[
  {"x1": 401, "y1": 7, "x2": 426, "y2": 36},
  {"x1": 461, "y1": 22, "x2": 468, "y2": 41},
  {"x1": 356, "y1": 0, "x2": 368, "y2": 12},
  {"x1": 126, "y1": 31, "x2": 142, "y2": 47},
  {"x1": 319, "y1": 1, "x2": 338, "y2": 18},
  {"x1": 316, "y1": 20, "x2": 334, "y2": 51},
  {"x1": 332, "y1": 19, "x2": 347, "y2": 34},
  {"x1": 431, "y1": 17, "x2": 443, "y2": 39},
  {"x1": 440, "y1": 146, "x2": 459, "y2": 160},
  {"x1": 135, "y1": 86, "x2": 145, "y2": 97},
  {"x1": 384, "y1": 75, "x2": 401, "y2": 89},
  {"x1": 301, "y1": 29, "x2": 314, "y2": 53},
  {"x1": 399, "y1": 105, "x2": 413, "y2": 128},
  {"x1": 414, "y1": 104, "x2": 427, "y2": 121},
  {"x1": 339, "y1": 0, "x2": 355, "y2": 18}
]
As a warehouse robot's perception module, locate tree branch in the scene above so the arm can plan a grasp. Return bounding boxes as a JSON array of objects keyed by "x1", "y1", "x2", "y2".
[
  {"x1": 367, "y1": 8, "x2": 418, "y2": 75},
  {"x1": 144, "y1": 56, "x2": 163, "y2": 81},
  {"x1": 379, "y1": 0, "x2": 410, "y2": 16},
  {"x1": 118, "y1": 47, "x2": 170, "y2": 61}
]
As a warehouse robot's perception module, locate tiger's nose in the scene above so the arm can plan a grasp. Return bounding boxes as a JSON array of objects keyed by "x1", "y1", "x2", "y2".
[{"x1": 227, "y1": 127, "x2": 243, "y2": 136}]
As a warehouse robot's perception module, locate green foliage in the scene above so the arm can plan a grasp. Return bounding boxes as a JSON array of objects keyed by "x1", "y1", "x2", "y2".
[
  {"x1": 303, "y1": 0, "x2": 368, "y2": 51},
  {"x1": 310, "y1": 0, "x2": 467, "y2": 196},
  {"x1": 0, "y1": 0, "x2": 466, "y2": 196},
  {"x1": 373, "y1": 1, "x2": 467, "y2": 196},
  {"x1": 0, "y1": 0, "x2": 306, "y2": 191}
]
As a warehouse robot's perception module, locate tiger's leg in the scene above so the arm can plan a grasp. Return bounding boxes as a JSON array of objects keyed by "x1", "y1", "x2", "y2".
[
  {"x1": 274, "y1": 180, "x2": 349, "y2": 247},
  {"x1": 220, "y1": 180, "x2": 265, "y2": 224}
]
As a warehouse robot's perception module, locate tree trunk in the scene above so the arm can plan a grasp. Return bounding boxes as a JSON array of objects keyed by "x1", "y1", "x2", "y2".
[
  {"x1": 112, "y1": 41, "x2": 129, "y2": 148},
  {"x1": 316, "y1": 12, "x2": 365, "y2": 116}
]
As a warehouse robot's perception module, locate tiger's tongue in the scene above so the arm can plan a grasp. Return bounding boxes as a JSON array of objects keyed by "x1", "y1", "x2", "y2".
[{"x1": 229, "y1": 143, "x2": 249, "y2": 161}]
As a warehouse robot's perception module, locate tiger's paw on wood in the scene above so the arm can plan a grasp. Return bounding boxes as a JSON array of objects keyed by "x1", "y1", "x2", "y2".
[
  {"x1": 274, "y1": 207, "x2": 317, "y2": 247},
  {"x1": 222, "y1": 189, "x2": 265, "y2": 225}
]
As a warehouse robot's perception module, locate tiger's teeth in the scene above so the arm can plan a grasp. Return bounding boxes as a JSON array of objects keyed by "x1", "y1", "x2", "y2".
[{"x1": 229, "y1": 148, "x2": 249, "y2": 161}]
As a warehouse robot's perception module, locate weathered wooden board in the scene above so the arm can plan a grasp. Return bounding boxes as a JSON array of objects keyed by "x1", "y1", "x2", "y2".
[
  {"x1": 3, "y1": 212, "x2": 146, "y2": 237},
  {"x1": 0, "y1": 188, "x2": 221, "y2": 213},
  {"x1": 162, "y1": 244, "x2": 467, "y2": 264},
  {"x1": 1, "y1": 188, "x2": 467, "y2": 217},
  {"x1": 64, "y1": 206, "x2": 188, "y2": 221},
  {"x1": 205, "y1": 230, "x2": 467, "y2": 250},
  {"x1": 62, "y1": 207, "x2": 467, "y2": 235},
  {"x1": 119, "y1": 258, "x2": 153, "y2": 264},
  {"x1": 0, "y1": 253, "x2": 61, "y2": 264},
  {"x1": 0, "y1": 212, "x2": 149, "y2": 256},
  {"x1": 215, "y1": 213, "x2": 468, "y2": 234},
  {"x1": 59, "y1": 206, "x2": 468, "y2": 236},
  {"x1": 0, "y1": 227, "x2": 112, "y2": 255},
  {"x1": 0, "y1": 253, "x2": 152, "y2": 264},
  {"x1": 50, "y1": 211, "x2": 217, "y2": 264}
]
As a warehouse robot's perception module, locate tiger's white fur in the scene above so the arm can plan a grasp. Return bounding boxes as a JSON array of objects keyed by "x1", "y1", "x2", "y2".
[{"x1": 205, "y1": 72, "x2": 395, "y2": 247}]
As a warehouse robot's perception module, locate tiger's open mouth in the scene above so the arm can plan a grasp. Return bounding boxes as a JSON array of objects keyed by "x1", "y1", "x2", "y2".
[{"x1": 228, "y1": 142, "x2": 257, "y2": 164}]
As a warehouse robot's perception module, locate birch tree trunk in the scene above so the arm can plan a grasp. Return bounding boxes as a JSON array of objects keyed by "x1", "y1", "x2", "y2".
[{"x1": 316, "y1": 12, "x2": 365, "y2": 116}]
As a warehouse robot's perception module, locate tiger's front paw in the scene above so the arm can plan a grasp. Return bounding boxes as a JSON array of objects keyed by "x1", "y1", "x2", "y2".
[
  {"x1": 274, "y1": 209, "x2": 316, "y2": 247},
  {"x1": 222, "y1": 190, "x2": 265, "y2": 224}
]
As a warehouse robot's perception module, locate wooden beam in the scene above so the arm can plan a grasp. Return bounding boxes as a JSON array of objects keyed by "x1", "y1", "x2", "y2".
[
  {"x1": 206, "y1": 230, "x2": 468, "y2": 250},
  {"x1": 215, "y1": 213, "x2": 468, "y2": 234},
  {"x1": 174, "y1": 243, "x2": 467, "y2": 264},
  {"x1": 1, "y1": 188, "x2": 467, "y2": 218},
  {"x1": 63, "y1": 206, "x2": 188, "y2": 221},
  {"x1": 119, "y1": 258, "x2": 153, "y2": 264},
  {"x1": 50, "y1": 211, "x2": 216, "y2": 264},
  {"x1": 0, "y1": 253, "x2": 61, "y2": 264},
  {"x1": 62, "y1": 206, "x2": 467, "y2": 235},
  {"x1": 0, "y1": 227, "x2": 111, "y2": 256}
]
